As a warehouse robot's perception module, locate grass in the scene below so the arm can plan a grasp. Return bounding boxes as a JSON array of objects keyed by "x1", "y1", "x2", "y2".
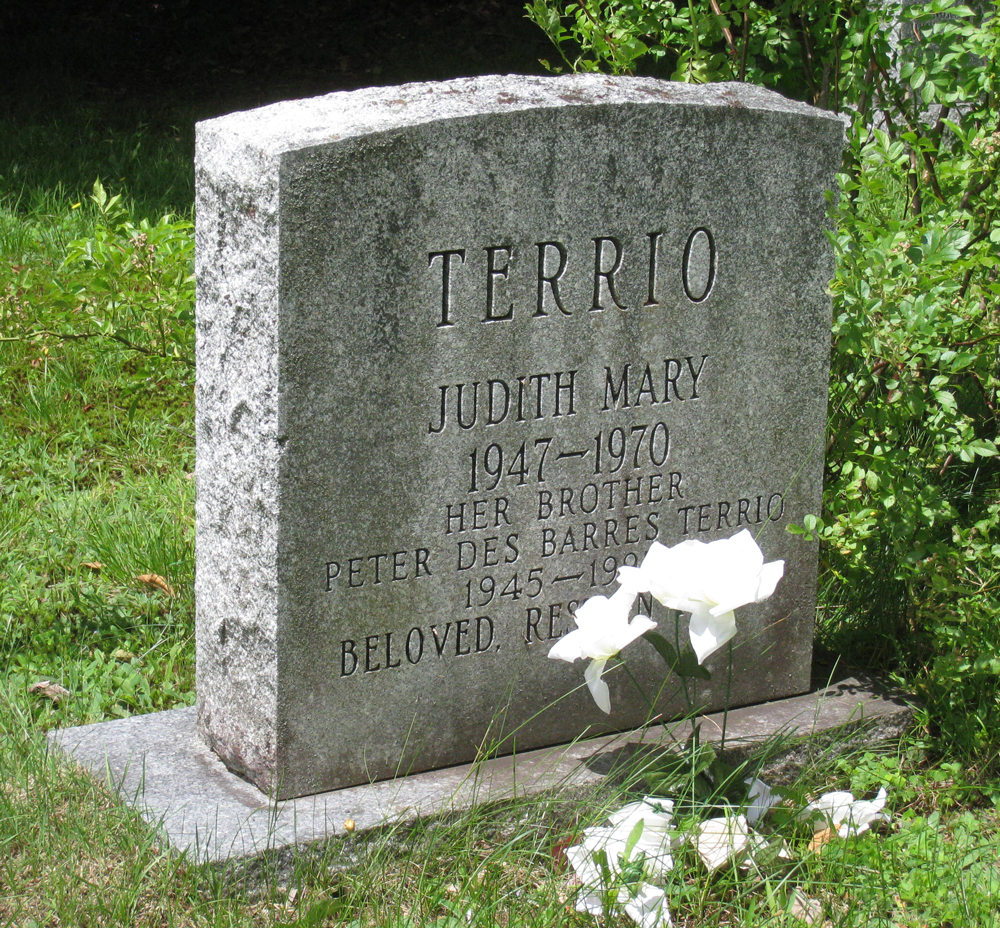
[
  {"x1": 1, "y1": 180, "x2": 195, "y2": 731},
  {"x1": 3, "y1": 694, "x2": 1000, "y2": 926},
  {"x1": 2, "y1": 115, "x2": 1000, "y2": 928},
  {"x1": 0, "y1": 102, "x2": 195, "y2": 224}
]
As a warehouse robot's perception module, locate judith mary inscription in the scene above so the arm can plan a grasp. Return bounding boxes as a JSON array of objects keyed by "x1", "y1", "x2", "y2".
[{"x1": 195, "y1": 75, "x2": 844, "y2": 799}]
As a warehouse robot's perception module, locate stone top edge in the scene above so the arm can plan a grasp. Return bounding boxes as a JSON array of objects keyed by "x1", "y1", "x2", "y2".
[{"x1": 195, "y1": 73, "x2": 845, "y2": 157}]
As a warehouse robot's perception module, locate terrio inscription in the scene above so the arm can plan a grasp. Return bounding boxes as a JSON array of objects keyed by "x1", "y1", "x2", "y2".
[{"x1": 428, "y1": 228, "x2": 716, "y2": 327}]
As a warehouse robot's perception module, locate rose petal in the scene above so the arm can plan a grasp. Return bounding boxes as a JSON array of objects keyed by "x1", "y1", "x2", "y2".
[
  {"x1": 688, "y1": 606, "x2": 737, "y2": 665},
  {"x1": 623, "y1": 530, "x2": 782, "y2": 665},
  {"x1": 585, "y1": 658, "x2": 612, "y2": 714},
  {"x1": 745, "y1": 777, "x2": 781, "y2": 824},
  {"x1": 696, "y1": 815, "x2": 750, "y2": 871},
  {"x1": 624, "y1": 882, "x2": 674, "y2": 928}
]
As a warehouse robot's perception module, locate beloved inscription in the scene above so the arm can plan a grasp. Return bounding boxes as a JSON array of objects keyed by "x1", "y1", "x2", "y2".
[{"x1": 339, "y1": 615, "x2": 496, "y2": 677}]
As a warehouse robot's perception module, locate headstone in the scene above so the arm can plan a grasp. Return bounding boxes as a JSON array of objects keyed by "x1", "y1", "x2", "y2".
[{"x1": 195, "y1": 74, "x2": 844, "y2": 800}]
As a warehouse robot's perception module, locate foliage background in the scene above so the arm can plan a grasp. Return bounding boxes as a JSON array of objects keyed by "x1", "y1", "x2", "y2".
[
  {"x1": 526, "y1": 0, "x2": 1000, "y2": 768},
  {"x1": 4, "y1": 0, "x2": 999, "y2": 768},
  {"x1": 0, "y1": 0, "x2": 554, "y2": 725}
]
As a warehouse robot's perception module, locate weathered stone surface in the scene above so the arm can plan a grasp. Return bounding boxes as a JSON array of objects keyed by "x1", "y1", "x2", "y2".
[
  {"x1": 48, "y1": 676, "x2": 917, "y2": 866},
  {"x1": 195, "y1": 74, "x2": 844, "y2": 799}
]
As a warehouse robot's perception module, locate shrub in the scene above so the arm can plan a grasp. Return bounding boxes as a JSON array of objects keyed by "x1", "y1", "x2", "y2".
[
  {"x1": 527, "y1": 0, "x2": 1000, "y2": 766},
  {"x1": 1, "y1": 179, "x2": 195, "y2": 392}
]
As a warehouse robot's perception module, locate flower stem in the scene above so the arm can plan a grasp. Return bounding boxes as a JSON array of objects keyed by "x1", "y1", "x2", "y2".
[
  {"x1": 619, "y1": 656, "x2": 655, "y2": 714},
  {"x1": 674, "y1": 608, "x2": 693, "y2": 711},
  {"x1": 720, "y1": 639, "x2": 734, "y2": 752}
]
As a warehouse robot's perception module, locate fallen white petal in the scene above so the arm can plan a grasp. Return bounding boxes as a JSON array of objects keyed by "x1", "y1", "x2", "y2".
[
  {"x1": 801, "y1": 787, "x2": 889, "y2": 837},
  {"x1": 574, "y1": 890, "x2": 606, "y2": 917},
  {"x1": 566, "y1": 836, "x2": 612, "y2": 887},
  {"x1": 696, "y1": 814, "x2": 750, "y2": 871},
  {"x1": 837, "y1": 787, "x2": 888, "y2": 836},
  {"x1": 624, "y1": 882, "x2": 674, "y2": 928},
  {"x1": 745, "y1": 777, "x2": 781, "y2": 824},
  {"x1": 566, "y1": 798, "x2": 676, "y2": 892}
]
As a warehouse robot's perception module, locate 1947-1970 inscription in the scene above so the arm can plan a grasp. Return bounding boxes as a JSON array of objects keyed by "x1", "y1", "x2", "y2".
[{"x1": 327, "y1": 227, "x2": 786, "y2": 677}]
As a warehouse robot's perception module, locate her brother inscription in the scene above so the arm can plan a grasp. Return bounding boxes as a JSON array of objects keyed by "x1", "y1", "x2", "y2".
[{"x1": 195, "y1": 75, "x2": 843, "y2": 799}]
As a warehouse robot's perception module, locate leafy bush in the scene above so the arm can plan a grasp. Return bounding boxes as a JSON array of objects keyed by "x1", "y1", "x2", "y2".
[
  {"x1": 526, "y1": 0, "x2": 861, "y2": 100},
  {"x1": 528, "y1": 0, "x2": 1000, "y2": 766},
  {"x1": 1, "y1": 182, "x2": 196, "y2": 726},
  {"x1": 1, "y1": 179, "x2": 195, "y2": 391}
]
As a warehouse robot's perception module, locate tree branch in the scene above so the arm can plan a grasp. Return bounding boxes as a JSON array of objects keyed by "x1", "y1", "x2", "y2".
[
  {"x1": 0, "y1": 329, "x2": 194, "y2": 368},
  {"x1": 708, "y1": 0, "x2": 737, "y2": 57}
]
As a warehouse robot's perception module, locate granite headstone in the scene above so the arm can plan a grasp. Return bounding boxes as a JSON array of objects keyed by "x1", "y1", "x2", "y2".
[{"x1": 195, "y1": 74, "x2": 843, "y2": 800}]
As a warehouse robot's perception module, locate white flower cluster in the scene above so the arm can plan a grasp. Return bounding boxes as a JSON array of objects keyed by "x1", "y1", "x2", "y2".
[
  {"x1": 800, "y1": 787, "x2": 889, "y2": 837},
  {"x1": 565, "y1": 782, "x2": 889, "y2": 928},
  {"x1": 550, "y1": 530, "x2": 890, "y2": 928},
  {"x1": 565, "y1": 797, "x2": 676, "y2": 928},
  {"x1": 548, "y1": 529, "x2": 784, "y2": 713}
]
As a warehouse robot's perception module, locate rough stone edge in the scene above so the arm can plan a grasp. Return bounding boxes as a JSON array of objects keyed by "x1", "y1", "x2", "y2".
[
  {"x1": 196, "y1": 74, "x2": 846, "y2": 159},
  {"x1": 47, "y1": 674, "x2": 919, "y2": 878},
  {"x1": 195, "y1": 98, "x2": 283, "y2": 791}
]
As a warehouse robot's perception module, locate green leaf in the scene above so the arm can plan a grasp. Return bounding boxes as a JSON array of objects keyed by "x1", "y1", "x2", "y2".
[
  {"x1": 643, "y1": 630, "x2": 679, "y2": 669},
  {"x1": 676, "y1": 646, "x2": 712, "y2": 680},
  {"x1": 623, "y1": 818, "x2": 646, "y2": 860}
]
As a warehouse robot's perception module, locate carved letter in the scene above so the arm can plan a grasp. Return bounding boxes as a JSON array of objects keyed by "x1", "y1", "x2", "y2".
[
  {"x1": 405, "y1": 627, "x2": 425, "y2": 664},
  {"x1": 455, "y1": 618, "x2": 472, "y2": 655},
  {"x1": 554, "y1": 370, "x2": 576, "y2": 417},
  {"x1": 385, "y1": 632, "x2": 401, "y2": 668},
  {"x1": 525, "y1": 607, "x2": 542, "y2": 642},
  {"x1": 645, "y1": 231, "x2": 662, "y2": 307},
  {"x1": 484, "y1": 246, "x2": 514, "y2": 321},
  {"x1": 431, "y1": 623, "x2": 453, "y2": 657},
  {"x1": 325, "y1": 561, "x2": 340, "y2": 592},
  {"x1": 428, "y1": 385, "x2": 448, "y2": 433},
  {"x1": 364, "y1": 635, "x2": 381, "y2": 673},
  {"x1": 603, "y1": 365, "x2": 630, "y2": 411},
  {"x1": 487, "y1": 379, "x2": 510, "y2": 425},
  {"x1": 428, "y1": 249, "x2": 465, "y2": 327},
  {"x1": 682, "y1": 228, "x2": 715, "y2": 303},
  {"x1": 687, "y1": 355, "x2": 709, "y2": 399},
  {"x1": 535, "y1": 241, "x2": 570, "y2": 317},
  {"x1": 476, "y1": 616, "x2": 494, "y2": 652},
  {"x1": 340, "y1": 640, "x2": 358, "y2": 677},
  {"x1": 456, "y1": 381, "x2": 480, "y2": 430},
  {"x1": 591, "y1": 237, "x2": 627, "y2": 311}
]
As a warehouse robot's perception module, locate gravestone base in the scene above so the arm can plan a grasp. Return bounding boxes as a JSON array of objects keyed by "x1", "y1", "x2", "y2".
[{"x1": 48, "y1": 675, "x2": 917, "y2": 867}]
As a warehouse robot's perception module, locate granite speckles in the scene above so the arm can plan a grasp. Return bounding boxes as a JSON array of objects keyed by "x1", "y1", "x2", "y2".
[{"x1": 194, "y1": 75, "x2": 844, "y2": 799}]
